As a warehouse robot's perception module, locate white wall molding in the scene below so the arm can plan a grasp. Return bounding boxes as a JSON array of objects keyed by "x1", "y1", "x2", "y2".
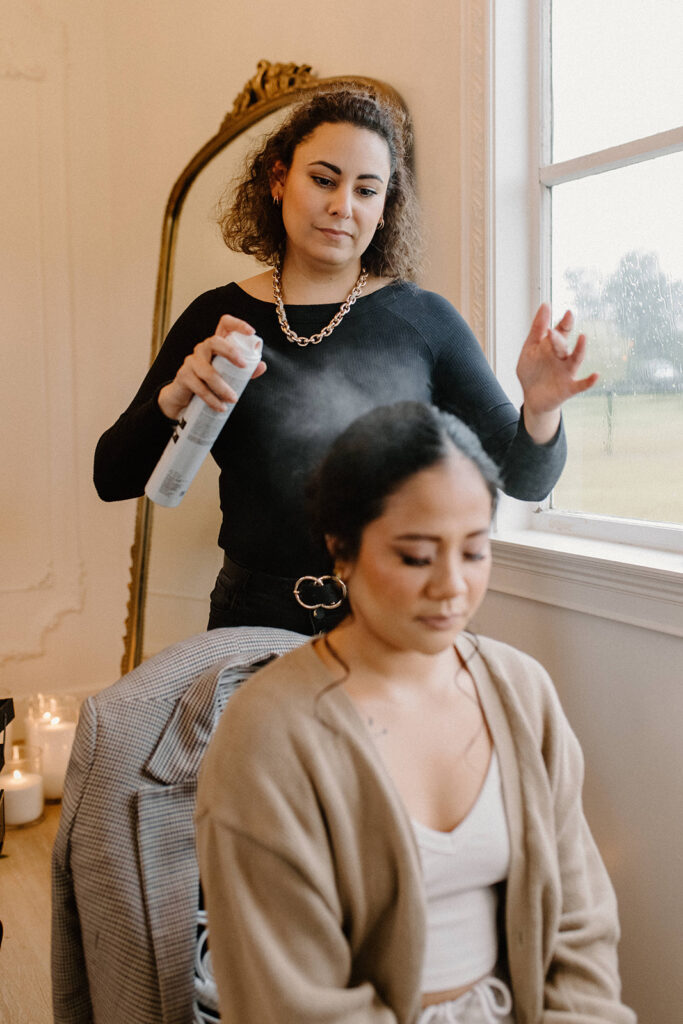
[{"x1": 490, "y1": 536, "x2": 683, "y2": 638}]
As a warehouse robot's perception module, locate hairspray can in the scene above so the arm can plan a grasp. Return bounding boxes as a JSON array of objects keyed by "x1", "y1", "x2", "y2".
[{"x1": 145, "y1": 332, "x2": 263, "y2": 507}]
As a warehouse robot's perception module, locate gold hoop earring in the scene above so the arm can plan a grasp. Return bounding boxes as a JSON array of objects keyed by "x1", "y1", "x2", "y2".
[
  {"x1": 377, "y1": 216, "x2": 384, "y2": 230},
  {"x1": 273, "y1": 195, "x2": 281, "y2": 206}
]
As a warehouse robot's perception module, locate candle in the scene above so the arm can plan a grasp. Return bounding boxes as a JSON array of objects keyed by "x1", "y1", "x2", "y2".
[
  {"x1": 1, "y1": 745, "x2": 44, "y2": 826},
  {"x1": 34, "y1": 717, "x2": 77, "y2": 799},
  {"x1": 2, "y1": 768, "x2": 44, "y2": 825},
  {"x1": 25, "y1": 694, "x2": 78, "y2": 800}
]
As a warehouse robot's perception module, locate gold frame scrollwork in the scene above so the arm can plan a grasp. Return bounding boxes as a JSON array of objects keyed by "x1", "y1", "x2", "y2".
[{"x1": 121, "y1": 61, "x2": 407, "y2": 673}]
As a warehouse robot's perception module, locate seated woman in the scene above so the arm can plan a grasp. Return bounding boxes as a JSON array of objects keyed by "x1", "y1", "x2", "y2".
[{"x1": 196, "y1": 402, "x2": 635, "y2": 1024}]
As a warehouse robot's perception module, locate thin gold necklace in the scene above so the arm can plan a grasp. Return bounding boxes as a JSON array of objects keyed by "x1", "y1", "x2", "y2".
[{"x1": 272, "y1": 261, "x2": 368, "y2": 347}]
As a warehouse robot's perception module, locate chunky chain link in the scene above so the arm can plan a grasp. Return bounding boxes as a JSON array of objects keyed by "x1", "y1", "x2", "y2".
[{"x1": 272, "y1": 262, "x2": 368, "y2": 347}]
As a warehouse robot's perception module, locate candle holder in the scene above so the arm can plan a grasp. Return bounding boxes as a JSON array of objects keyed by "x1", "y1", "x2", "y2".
[
  {"x1": 1, "y1": 744, "x2": 44, "y2": 827},
  {"x1": 25, "y1": 694, "x2": 78, "y2": 800}
]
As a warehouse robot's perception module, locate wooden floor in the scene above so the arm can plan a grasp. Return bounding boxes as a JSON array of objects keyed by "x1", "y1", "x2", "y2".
[{"x1": 0, "y1": 802, "x2": 61, "y2": 1024}]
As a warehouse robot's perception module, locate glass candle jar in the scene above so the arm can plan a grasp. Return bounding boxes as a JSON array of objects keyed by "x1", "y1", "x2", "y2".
[
  {"x1": 1, "y1": 744, "x2": 44, "y2": 827},
  {"x1": 25, "y1": 694, "x2": 78, "y2": 800}
]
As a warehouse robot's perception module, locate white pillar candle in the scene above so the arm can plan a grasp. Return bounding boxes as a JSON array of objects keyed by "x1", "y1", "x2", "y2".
[
  {"x1": 25, "y1": 711, "x2": 49, "y2": 750},
  {"x1": 2, "y1": 768, "x2": 44, "y2": 826},
  {"x1": 34, "y1": 717, "x2": 77, "y2": 799}
]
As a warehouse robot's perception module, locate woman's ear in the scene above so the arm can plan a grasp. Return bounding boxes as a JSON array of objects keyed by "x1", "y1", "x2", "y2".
[
  {"x1": 269, "y1": 160, "x2": 288, "y2": 201},
  {"x1": 326, "y1": 535, "x2": 350, "y2": 582}
]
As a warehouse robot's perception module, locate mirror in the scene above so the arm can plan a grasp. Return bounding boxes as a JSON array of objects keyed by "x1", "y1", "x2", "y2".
[{"x1": 122, "y1": 61, "x2": 407, "y2": 671}]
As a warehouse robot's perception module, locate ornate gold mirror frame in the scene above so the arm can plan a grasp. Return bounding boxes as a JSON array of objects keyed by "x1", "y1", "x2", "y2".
[{"x1": 121, "y1": 61, "x2": 407, "y2": 672}]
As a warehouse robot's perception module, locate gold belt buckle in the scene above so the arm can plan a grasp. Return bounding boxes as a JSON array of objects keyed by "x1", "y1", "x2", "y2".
[{"x1": 293, "y1": 575, "x2": 347, "y2": 610}]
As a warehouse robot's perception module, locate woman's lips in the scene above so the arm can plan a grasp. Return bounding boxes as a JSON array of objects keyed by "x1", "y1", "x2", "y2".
[
  {"x1": 318, "y1": 227, "x2": 352, "y2": 239},
  {"x1": 416, "y1": 613, "x2": 464, "y2": 631}
]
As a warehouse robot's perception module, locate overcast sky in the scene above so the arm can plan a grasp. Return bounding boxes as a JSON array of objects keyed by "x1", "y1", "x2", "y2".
[{"x1": 551, "y1": 1, "x2": 682, "y2": 313}]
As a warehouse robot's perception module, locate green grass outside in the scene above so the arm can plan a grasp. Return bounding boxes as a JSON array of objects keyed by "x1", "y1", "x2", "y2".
[{"x1": 553, "y1": 392, "x2": 683, "y2": 525}]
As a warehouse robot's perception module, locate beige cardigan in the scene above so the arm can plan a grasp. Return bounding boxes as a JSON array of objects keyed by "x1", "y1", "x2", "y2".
[{"x1": 196, "y1": 635, "x2": 635, "y2": 1023}]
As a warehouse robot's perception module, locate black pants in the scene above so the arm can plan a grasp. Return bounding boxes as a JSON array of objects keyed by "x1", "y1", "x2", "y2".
[{"x1": 208, "y1": 555, "x2": 347, "y2": 636}]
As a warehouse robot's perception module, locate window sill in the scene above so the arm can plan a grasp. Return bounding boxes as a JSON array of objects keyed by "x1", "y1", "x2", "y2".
[{"x1": 489, "y1": 530, "x2": 683, "y2": 637}]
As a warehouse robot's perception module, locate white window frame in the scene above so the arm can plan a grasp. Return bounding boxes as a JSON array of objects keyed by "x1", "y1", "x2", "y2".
[{"x1": 485, "y1": 0, "x2": 683, "y2": 638}]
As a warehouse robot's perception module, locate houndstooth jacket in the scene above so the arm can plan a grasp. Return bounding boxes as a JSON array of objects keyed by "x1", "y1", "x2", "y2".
[{"x1": 51, "y1": 627, "x2": 307, "y2": 1024}]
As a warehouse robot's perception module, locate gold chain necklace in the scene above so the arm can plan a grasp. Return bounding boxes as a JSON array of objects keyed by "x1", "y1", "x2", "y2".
[{"x1": 272, "y1": 262, "x2": 368, "y2": 347}]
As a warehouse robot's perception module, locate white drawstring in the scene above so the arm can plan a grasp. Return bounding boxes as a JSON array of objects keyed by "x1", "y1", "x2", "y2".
[
  {"x1": 470, "y1": 977, "x2": 513, "y2": 1022},
  {"x1": 419, "y1": 976, "x2": 513, "y2": 1023}
]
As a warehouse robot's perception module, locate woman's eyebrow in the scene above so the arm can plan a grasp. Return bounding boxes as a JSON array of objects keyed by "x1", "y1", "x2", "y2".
[
  {"x1": 393, "y1": 533, "x2": 439, "y2": 542},
  {"x1": 308, "y1": 159, "x2": 384, "y2": 183},
  {"x1": 394, "y1": 529, "x2": 490, "y2": 541}
]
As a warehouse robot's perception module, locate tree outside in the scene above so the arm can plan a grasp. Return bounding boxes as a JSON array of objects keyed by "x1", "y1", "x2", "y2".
[{"x1": 564, "y1": 250, "x2": 683, "y2": 393}]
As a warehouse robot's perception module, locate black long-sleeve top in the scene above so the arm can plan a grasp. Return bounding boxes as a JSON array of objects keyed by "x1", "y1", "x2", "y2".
[{"x1": 94, "y1": 281, "x2": 566, "y2": 576}]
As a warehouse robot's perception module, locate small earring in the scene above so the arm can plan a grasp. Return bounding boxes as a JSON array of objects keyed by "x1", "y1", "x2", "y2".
[
  {"x1": 377, "y1": 216, "x2": 384, "y2": 230},
  {"x1": 273, "y1": 195, "x2": 281, "y2": 206}
]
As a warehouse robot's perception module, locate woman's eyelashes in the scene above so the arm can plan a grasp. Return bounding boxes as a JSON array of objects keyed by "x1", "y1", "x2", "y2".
[
  {"x1": 464, "y1": 550, "x2": 488, "y2": 562},
  {"x1": 310, "y1": 174, "x2": 378, "y2": 197},
  {"x1": 311, "y1": 174, "x2": 335, "y2": 188},
  {"x1": 397, "y1": 547, "x2": 489, "y2": 567},
  {"x1": 399, "y1": 553, "x2": 432, "y2": 567}
]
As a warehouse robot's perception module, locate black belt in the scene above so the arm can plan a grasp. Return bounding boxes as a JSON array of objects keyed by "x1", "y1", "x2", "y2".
[{"x1": 222, "y1": 555, "x2": 347, "y2": 611}]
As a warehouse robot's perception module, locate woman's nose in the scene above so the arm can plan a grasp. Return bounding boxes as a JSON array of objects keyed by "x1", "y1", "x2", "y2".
[
  {"x1": 328, "y1": 187, "x2": 353, "y2": 218},
  {"x1": 427, "y1": 558, "x2": 467, "y2": 600}
]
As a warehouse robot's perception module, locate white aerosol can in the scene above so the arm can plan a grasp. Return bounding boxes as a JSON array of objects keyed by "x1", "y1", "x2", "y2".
[{"x1": 145, "y1": 331, "x2": 263, "y2": 507}]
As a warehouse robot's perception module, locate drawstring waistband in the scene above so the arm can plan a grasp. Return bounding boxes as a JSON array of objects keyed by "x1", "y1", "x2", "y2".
[{"x1": 419, "y1": 976, "x2": 513, "y2": 1024}]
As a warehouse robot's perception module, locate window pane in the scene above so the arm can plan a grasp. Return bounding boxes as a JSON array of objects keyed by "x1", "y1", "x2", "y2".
[
  {"x1": 551, "y1": 153, "x2": 683, "y2": 525},
  {"x1": 552, "y1": 0, "x2": 683, "y2": 161}
]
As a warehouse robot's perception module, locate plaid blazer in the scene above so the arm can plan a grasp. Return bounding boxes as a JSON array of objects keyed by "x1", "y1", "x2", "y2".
[{"x1": 51, "y1": 627, "x2": 308, "y2": 1024}]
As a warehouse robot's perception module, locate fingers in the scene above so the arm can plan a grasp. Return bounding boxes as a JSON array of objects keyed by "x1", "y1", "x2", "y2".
[
  {"x1": 545, "y1": 310, "x2": 577, "y2": 358},
  {"x1": 211, "y1": 318, "x2": 261, "y2": 368},
  {"x1": 546, "y1": 329, "x2": 569, "y2": 360},
  {"x1": 215, "y1": 314, "x2": 255, "y2": 339},
  {"x1": 167, "y1": 315, "x2": 263, "y2": 416},
  {"x1": 529, "y1": 302, "x2": 551, "y2": 342},
  {"x1": 548, "y1": 322, "x2": 588, "y2": 364},
  {"x1": 176, "y1": 354, "x2": 237, "y2": 411},
  {"x1": 186, "y1": 326, "x2": 266, "y2": 407},
  {"x1": 554, "y1": 309, "x2": 574, "y2": 334},
  {"x1": 571, "y1": 371, "x2": 599, "y2": 396},
  {"x1": 567, "y1": 332, "x2": 587, "y2": 367}
]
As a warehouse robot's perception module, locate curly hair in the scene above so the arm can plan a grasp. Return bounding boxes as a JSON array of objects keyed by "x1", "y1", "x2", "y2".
[{"x1": 216, "y1": 85, "x2": 423, "y2": 279}]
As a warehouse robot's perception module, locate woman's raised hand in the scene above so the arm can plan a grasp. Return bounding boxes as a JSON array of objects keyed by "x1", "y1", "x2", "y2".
[
  {"x1": 158, "y1": 315, "x2": 267, "y2": 421},
  {"x1": 516, "y1": 304, "x2": 599, "y2": 444}
]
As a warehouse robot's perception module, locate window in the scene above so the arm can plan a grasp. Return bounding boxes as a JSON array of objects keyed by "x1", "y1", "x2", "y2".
[
  {"x1": 543, "y1": 0, "x2": 683, "y2": 531},
  {"x1": 490, "y1": 0, "x2": 683, "y2": 635}
]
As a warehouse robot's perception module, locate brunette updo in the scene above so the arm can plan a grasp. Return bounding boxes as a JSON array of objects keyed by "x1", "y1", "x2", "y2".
[
  {"x1": 308, "y1": 402, "x2": 501, "y2": 562},
  {"x1": 217, "y1": 86, "x2": 423, "y2": 279}
]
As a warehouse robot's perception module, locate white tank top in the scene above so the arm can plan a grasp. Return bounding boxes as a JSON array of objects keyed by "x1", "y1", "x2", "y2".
[{"x1": 412, "y1": 751, "x2": 510, "y2": 992}]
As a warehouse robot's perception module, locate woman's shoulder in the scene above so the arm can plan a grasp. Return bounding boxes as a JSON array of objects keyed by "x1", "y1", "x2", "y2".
[
  {"x1": 380, "y1": 279, "x2": 456, "y2": 311},
  {"x1": 199, "y1": 642, "x2": 364, "y2": 823},
  {"x1": 474, "y1": 633, "x2": 548, "y2": 674},
  {"x1": 377, "y1": 281, "x2": 475, "y2": 341},
  {"x1": 235, "y1": 270, "x2": 274, "y2": 302},
  {"x1": 182, "y1": 280, "x2": 258, "y2": 314},
  {"x1": 468, "y1": 633, "x2": 566, "y2": 727}
]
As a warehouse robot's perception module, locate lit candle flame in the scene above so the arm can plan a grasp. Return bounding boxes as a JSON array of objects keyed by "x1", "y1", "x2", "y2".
[{"x1": 12, "y1": 769, "x2": 22, "y2": 780}]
